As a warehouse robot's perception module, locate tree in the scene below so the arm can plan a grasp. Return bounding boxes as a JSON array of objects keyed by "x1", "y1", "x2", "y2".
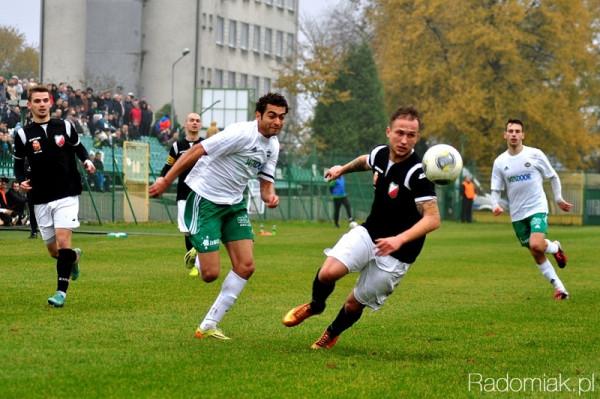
[
  {"x1": 369, "y1": 0, "x2": 600, "y2": 172},
  {"x1": 312, "y1": 42, "x2": 388, "y2": 156},
  {"x1": 0, "y1": 26, "x2": 39, "y2": 79},
  {"x1": 275, "y1": 0, "x2": 370, "y2": 150}
]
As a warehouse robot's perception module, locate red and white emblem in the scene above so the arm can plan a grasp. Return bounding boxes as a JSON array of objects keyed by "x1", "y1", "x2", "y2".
[
  {"x1": 388, "y1": 182, "x2": 399, "y2": 199},
  {"x1": 54, "y1": 135, "x2": 65, "y2": 147}
]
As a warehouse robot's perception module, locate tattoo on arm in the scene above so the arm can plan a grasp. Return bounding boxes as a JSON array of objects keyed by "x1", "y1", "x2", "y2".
[
  {"x1": 416, "y1": 198, "x2": 438, "y2": 216},
  {"x1": 343, "y1": 155, "x2": 369, "y2": 173}
]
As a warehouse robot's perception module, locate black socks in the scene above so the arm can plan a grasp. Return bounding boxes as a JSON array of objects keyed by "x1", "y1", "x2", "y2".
[
  {"x1": 310, "y1": 269, "x2": 335, "y2": 314},
  {"x1": 328, "y1": 305, "x2": 363, "y2": 337},
  {"x1": 56, "y1": 248, "x2": 77, "y2": 292}
]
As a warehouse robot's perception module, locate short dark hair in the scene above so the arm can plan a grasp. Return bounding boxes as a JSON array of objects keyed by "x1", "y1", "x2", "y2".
[
  {"x1": 255, "y1": 92, "x2": 288, "y2": 115},
  {"x1": 28, "y1": 86, "x2": 51, "y2": 101},
  {"x1": 505, "y1": 119, "x2": 524, "y2": 131},
  {"x1": 389, "y1": 106, "x2": 420, "y2": 127}
]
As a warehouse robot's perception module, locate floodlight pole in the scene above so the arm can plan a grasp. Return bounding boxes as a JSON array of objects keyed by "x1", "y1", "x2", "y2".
[{"x1": 170, "y1": 48, "x2": 191, "y2": 130}]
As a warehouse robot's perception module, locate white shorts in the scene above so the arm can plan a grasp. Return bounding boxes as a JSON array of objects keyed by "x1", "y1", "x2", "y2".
[
  {"x1": 34, "y1": 196, "x2": 80, "y2": 243},
  {"x1": 324, "y1": 226, "x2": 411, "y2": 310},
  {"x1": 177, "y1": 200, "x2": 188, "y2": 233}
]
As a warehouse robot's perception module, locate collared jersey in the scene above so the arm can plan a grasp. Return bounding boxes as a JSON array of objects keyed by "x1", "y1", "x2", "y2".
[
  {"x1": 362, "y1": 145, "x2": 437, "y2": 263},
  {"x1": 185, "y1": 120, "x2": 279, "y2": 205},
  {"x1": 161, "y1": 136, "x2": 203, "y2": 201},
  {"x1": 13, "y1": 119, "x2": 84, "y2": 205},
  {"x1": 491, "y1": 145, "x2": 557, "y2": 221}
]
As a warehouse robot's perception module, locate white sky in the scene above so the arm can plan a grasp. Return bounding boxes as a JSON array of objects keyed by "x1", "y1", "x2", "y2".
[{"x1": 0, "y1": 0, "x2": 336, "y2": 48}]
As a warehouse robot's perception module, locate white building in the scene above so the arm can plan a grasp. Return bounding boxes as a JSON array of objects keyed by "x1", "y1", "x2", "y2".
[{"x1": 40, "y1": 0, "x2": 298, "y2": 127}]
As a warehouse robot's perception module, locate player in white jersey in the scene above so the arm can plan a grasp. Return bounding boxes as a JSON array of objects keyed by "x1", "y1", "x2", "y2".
[
  {"x1": 149, "y1": 93, "x2": 288, "y2": 340},
  {"x1": 491, "y1": 119, "x2": 573, "y2": 300}
]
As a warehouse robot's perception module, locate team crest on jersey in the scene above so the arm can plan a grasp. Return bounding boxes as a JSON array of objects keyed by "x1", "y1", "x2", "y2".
[
  {"x1": 524, "y1": 162, "x2": 531, "y2": 168},
  {"x1": 388, "y1": 182, "x2": 399, "y2": 199},
  {"x1": 32, "y1": 140, "x2": 42, "y2": 153},
  {"x1": 267, "y1": 150, "x2": 272, "y2": 158},
  {"x1": 54, "y1": 134, "x2": 65, "y2": 147}
]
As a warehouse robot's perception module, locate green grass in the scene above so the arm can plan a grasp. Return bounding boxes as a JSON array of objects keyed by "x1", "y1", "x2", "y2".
[{"x1": 1, "y1": 221, "x2": 599, "y2": 398}]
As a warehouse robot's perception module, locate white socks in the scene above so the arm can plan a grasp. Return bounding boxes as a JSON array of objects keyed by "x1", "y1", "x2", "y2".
[
  {"x1": 537, "y1": 259, "x2": 565, "y2": 292},
  {"x1": 199, "y1": 271, "x2": 248, "y2": 331},
  {"x1": 544, "y1": 239, "x2": 559, "y2": 254}
]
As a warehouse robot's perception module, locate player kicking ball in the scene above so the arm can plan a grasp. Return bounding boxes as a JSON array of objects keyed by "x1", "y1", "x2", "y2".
[{"x1": 283, "y1": 107, "x2": 441, "y2": 349}]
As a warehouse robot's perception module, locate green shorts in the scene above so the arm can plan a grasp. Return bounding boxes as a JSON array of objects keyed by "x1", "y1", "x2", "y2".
[
  {"x1": 512, "y1": 212, "x2": 548, "y2": 248},
  {"x1": 184, "y1": 192, "x2": 254, "y2": 253}
]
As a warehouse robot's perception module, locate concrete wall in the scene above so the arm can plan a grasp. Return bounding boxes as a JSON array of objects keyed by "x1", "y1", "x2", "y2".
[
  {"x1": 140, "y1": 0, "x2": 197, "y2": 123},
  {"x1": 41, "y1": 0, "x2": 87, "y2": 86},
  {"x1": 85, "y1": 0, "x2": 143, "y2": 94}
]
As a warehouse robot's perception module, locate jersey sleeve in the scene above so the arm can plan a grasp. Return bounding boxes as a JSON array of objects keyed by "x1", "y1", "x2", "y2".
[
  {"x1": 160, "y1": 142, "x2": 178, "y2": 177},
  {"x1": 534, "y1": 149, "x2": 558, "y2": 179},
  {"x1": 408, "y1": 163, "x2": 436, "y2": 202},
  {"x1": 490, "y1": 158, "x2": 505, "y2": 192},
  {"x1": 13, "y1": 128, "x2": 26, "y2": 160},
  {"x1": 64, "y1": 120, "x2": 80, "y2": 146},
  {"x1": 367, "y1": 145, "x2": 387, "y2": 171},
  {"x1": 258, "y1": 140, "x2": 279, "y2": 183}
]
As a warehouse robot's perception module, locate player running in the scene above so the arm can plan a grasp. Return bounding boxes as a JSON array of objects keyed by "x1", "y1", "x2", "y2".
[
  {"x1": 13, "y1": 86, "x2": 95, "y2": 307},
  {"x1": 149, "y1": 93, "x2": 287, "y2": 340},
  {"x1": 491, "y1": 119, "x2": 573, "y2": 300}
]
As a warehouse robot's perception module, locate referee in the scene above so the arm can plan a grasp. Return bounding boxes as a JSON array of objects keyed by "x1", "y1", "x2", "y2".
[
  {"x1": 13, "y1": 86, "x2": 96, "y2": 307},
  {"x1": 159, "y1": 112, "x2": 203, "y2": 276}
]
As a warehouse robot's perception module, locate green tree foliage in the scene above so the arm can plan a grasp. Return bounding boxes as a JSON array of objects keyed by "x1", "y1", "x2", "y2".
[
  {"x1": 312, "y1": 42, "x2": 388, "y2": 156},
  {"x1": 369, "y1": 0, "x2": 600, "y2": 172},
  {"x1": 0, "y1": 26, "x2": 39, "y2": 79}
]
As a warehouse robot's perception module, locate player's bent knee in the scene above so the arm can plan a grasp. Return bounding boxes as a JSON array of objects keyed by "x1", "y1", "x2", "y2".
[
  {"x1": 233, "y1": 262, "x2": 255, "y2": 279},
  {"x1": 201, "y1": 270, "x2": 219, "y2": 282}
]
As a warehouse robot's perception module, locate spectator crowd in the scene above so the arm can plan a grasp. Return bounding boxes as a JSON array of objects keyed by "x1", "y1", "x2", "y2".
[{"x1": 0, "y1": 75, "x2": 182, "y2": 228}]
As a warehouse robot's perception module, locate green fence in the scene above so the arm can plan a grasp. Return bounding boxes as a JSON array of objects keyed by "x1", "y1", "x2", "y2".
[{"x1": 3, "y1": 143, "x2": 600, "y2": 226}]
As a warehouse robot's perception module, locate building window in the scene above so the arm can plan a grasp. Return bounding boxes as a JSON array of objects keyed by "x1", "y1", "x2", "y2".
[
  {"x1": 275, "y1": 31, "x2": 283, "y2": 58},
  {"x1": 228, "y1": 71, "x2": 236, "y2": 88},
  {"x1": 286, "y1": 32, "x2": 295, "y2": 58},
  {"x1": 264, "y1": 77, "x2": 271, "y2": 93},
  {"x1": 215, "y1": 69, "x2": 224, "y2": 87},
  {"x1": 252, "y1": 76, "x2": 260, "y2": 96},
  {"x1": 276, "y1": 0, "x2": 284, "y2": 8},
  {"x1": 240, "y1": 23, "x2": 249, "y2": 50},
  {"x1": 216, "y1": 16, "x2": 224, "y2": 45},
  {"x1": 207, "y1": 68, "x2": 212, "y2": 87},
  {"x1": 264, "y1": 28, "x2": 272, "y2": 55},
  {"x1": 264, "y1": 0, "x2": 273, "y2": 6},
  {"x1": 240, "y1": 74, "x2": 248, "y2": 88},
  {"x1": 286, "y1": 0, "x2": 295, "y2": 12},
  {"x1": 252, "y1": 25, "x2": 261, "y2": 53},
  {"x1": 228, "y1": 20, "x2": 237, "y2": 48}
]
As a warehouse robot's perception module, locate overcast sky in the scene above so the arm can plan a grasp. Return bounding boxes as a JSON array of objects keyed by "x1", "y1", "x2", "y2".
[{"x1": 0, "y1": 0, "x2": 336, "y2": 48}]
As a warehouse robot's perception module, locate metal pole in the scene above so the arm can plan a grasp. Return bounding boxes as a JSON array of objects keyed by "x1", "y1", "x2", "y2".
[{"x1": 170, "y1": 49, "x2": 190, "y2": 131}]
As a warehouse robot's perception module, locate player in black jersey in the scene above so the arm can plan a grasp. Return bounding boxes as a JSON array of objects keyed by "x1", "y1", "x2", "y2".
[
  {"x1": 159, "y1": 113, "x2": 203, "y2": 276},
  {"x1": 283, "y1": 106, "x2": 441, "y2": 349},
  {"x1": 13, "y1": 86, "x2": 96, "y2": 307}
]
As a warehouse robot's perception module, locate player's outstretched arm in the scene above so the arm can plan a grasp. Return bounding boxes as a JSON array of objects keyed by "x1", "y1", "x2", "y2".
[
  {"x1": 149, "y1": 143, "x2": 206, "y2": 196},
  {"x1": 259, "y1": 179, "x2": 279, "y2": 208},
  {"x1": 324, "y1": 155, "x2": 369, "y2": 181}
]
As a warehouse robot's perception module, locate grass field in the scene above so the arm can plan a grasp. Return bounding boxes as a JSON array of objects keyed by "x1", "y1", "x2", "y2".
[{"x1": 1, "y1": 221, "x2": 599, "y2": 398}]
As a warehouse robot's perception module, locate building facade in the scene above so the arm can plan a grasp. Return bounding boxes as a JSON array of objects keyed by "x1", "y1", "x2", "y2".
[{"x1": 41, "y1": 0, "x2": 298, "y2": 127}]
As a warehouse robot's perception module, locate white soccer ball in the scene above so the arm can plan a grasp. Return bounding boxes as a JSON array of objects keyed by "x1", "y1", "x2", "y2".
[
  {"x1": 422, "y1": 144, "x2": 463, "y2": 185},
  {"x1": 349, "y1": 221, "x2": 358, "y2": 229}
]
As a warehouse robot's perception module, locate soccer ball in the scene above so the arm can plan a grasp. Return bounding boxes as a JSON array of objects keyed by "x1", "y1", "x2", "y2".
[{"x1": 422, "y1": 144, "x2": 463, "y2": 185}]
